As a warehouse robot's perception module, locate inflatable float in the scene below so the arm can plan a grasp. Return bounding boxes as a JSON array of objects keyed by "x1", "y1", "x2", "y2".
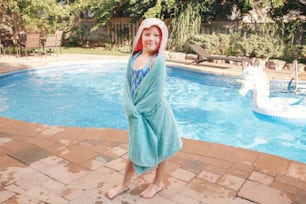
[{"x1": 239, "y1": 66, "x2": 306, "y2": 125}]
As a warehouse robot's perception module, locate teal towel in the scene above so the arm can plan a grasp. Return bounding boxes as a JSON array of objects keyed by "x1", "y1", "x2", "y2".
[{"x1": 124, "y1": 55, "x2": 182, "y2": 174}]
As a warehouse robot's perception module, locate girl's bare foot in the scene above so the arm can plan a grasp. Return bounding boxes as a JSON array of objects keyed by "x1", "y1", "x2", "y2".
[
  {"x1": 140, "y1": 183, "x2": 164, "y2": 199},
  {"x1": 106, "y1": 185, "x2": 129, "y2": 200}
]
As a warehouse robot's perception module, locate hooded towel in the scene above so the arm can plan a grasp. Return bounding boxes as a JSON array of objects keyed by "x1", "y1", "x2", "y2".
[{"x1": 123, "y1": 18, "x2": 182, "y2": 174}]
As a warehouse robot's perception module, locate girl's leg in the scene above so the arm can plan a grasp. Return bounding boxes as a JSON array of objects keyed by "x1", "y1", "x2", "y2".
[
  {"x1": 140, "y1": 160, "x2": 167, "y2": 199},
  {"x1": 107, "y1": 159, "x2": 134, "y2": 199}
]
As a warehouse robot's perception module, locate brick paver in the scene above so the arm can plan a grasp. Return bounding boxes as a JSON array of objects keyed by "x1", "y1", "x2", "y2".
[{"x1": 0, "y1": 117, "x2": 305, "y2": 203}]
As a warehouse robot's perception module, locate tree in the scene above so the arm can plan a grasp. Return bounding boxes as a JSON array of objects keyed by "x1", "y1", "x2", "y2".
[
  {"x1": 168, "y1": 0, "x2": 202, "y2": 51},
  {"x1": 269, "y1": 0, "x2": 305, "y2": 44},
  {"x1": 81, "y1": 0, "x2": 117, "y2": 28},
  {"x1": 0, "y1": 0, "x2": 82, "y2": 41},
  {"x1": 81, "y1": 0, "x2": 159, "y2": 29}
]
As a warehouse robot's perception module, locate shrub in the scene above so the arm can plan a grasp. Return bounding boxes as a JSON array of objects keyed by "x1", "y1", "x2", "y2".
[
  {"x1": 235, "y1": 34, "x2": 282, "y2": 58},
  {"x1": 187, "y1": 33, "x2": 305, "y2": 62},
  {"x1": 187, "y1": 34, "x2": 231, "y2": 56},
  {"x1": 283, "y1": 45, "x2": 306, "y2": 63},
  {"x1": 65, "y1": 27, "x2": 84, "y2": 47}
]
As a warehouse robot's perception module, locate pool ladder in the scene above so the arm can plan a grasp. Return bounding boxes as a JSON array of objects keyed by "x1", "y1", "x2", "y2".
[{"x1": 288, "y1": 60, "x2": 306, "y2": 94}]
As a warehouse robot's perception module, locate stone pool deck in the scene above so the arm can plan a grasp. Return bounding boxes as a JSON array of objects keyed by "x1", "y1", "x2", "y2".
[{"x1": 0, "y1": 54, "x2": 306, "y2": 204}]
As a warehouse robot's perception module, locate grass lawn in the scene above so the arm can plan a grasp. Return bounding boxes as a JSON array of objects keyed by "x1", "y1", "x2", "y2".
[{"x1": 61, "y1": 47, "x2": 129, "y2": 56}]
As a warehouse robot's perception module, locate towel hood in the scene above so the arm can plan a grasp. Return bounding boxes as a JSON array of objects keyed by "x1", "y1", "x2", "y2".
[{"x1": 132, "y1": 18, "x2": 168, "y2": 56}]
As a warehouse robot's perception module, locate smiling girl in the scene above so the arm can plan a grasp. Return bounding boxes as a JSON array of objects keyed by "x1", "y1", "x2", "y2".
[{"x1": 106, "y1": 18, "x2": 182, "y2": 200}]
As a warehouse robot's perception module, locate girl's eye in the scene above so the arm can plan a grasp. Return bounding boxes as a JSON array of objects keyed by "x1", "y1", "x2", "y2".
[{"x1": 143, "y1": 32, "x2": 160, "y2": 37}]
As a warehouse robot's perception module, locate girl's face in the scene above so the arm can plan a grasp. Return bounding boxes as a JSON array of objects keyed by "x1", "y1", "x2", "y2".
[{"x1": 141, "y1": 26, "x2": 161, "y2": 54}]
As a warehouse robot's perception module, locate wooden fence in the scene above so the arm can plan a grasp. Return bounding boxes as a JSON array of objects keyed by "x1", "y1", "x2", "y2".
[
  {"x1": 77, "y1": 17, "x2": 140, "y2": 47},
  {"x1": 77, "y1": 18, "x2": 305, "y2": 47}
]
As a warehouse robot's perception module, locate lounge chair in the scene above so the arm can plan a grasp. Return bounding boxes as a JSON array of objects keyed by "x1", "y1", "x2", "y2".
[
  {"x1": 55, "y1": 30, "x2": 63, "y2": 53},
  {"x1": 17, "y1": 32, "x2": 41, "y2": 57},
  {"x1": 0, "y1": 40, "x2": 4, "y2": 56},
  {"x1": 43, "y1": 34, "x2": 58, "y2": 55},
  {"x1": 188, "y1": 44, "x2": 248, "y2": 65}
]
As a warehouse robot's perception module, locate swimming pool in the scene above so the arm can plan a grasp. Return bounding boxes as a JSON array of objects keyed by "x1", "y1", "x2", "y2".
[{"x1": 0, "y1": 62, "x2": 305, "y2": 163}]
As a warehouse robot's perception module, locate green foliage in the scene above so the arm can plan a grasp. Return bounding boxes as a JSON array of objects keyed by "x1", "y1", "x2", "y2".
[
  {"x1": 160, "y1": 0, "x2": 175, "y2": 19},
  {"x1": 283, "y1": 45, "x2": 306, "y2": 63},
  {"x1": 83, "y1": 0, "x2": 163, "y2": 27},
  {"x1": 144, "y1": 0, "x2": 162, "y2": 18},
  {"x1": 65, "y1": 27, "x2": 85, "y2": 46},
  {"x1": 22, "y1": 0, "x2": 73, "y2": 32},
  {"x1": 200, "y1": 0, "x2": 251, "y2": 22},
  {"x1": 198, "y1": 0, "x2": 216, "y2": 22},
  {"x1": 237, "y1": 34, "x2": 282, "y2": 58},
  {"x1": 188, "y1": 31, "x2": 305, "y2": 63},
  {"x1": 227, "y1": 31, "x2": 241, "y2": 56},
  {"x1": 169, "y1": 1, "x2": 202, "y2": 51},
  {"x1": 282, "y1": 20, "x2": 304, "y2": 44},
  {"x1": 188, "y1": 33, "x2": 285, "y2": 59},
  {"x1": 187, "y1": 34, "x2": 225, "y2": 55},
  {"x1": 82, "y1": 0, "x2": 117, "y2": 28},
  {"x1": 269, "y1": 0, "x2": 305, "y2": 45},
  {"x1": 117, "y1": 0, "x2": 158, "y2": 22},
  {"x1": 248, "y1": 0, "x2": 285, "y2": 8},
  {"x1": 187, "y1": 33, "x2": 234, "y2": 56},
  {"x1": 1, "y1": 0, "x2": 81, "y2": 40}
]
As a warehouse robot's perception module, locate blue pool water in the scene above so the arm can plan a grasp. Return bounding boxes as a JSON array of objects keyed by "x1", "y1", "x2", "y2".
[{"x1": 0, "y1": 62, "x2": 305, "y2": 163}]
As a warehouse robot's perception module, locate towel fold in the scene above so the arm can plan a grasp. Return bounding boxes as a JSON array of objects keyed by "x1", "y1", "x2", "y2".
[{"x1": 124, "y1": 55, "x2": 182, "y2": 174}]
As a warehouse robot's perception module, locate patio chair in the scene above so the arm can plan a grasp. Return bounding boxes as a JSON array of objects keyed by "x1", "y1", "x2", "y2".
[
  {"x1": 43, "y1": 34, "x2": 58, "y2": 55},
  {"x1": 18, "y1": 32, "x2": 41, "y2": 57},
  {"x1": 0, "y1": 40, "x2": 4, "y2": 56},
  {"x1": 55, "y1": 30, "x2": 63, "y2": 53},
  {"x1": 188, "y1": 44, "x2": 248, "y2": 65}
]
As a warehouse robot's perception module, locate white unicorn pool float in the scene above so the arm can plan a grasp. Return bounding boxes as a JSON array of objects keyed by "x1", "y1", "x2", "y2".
[{"x1": 239, "y1": 65, "x2": 306, "y2": 125}]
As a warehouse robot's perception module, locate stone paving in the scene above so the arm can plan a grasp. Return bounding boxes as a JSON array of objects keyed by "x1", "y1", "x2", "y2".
[{"x1": 0, "y1": 54, "x2": 306, "y2": 204}]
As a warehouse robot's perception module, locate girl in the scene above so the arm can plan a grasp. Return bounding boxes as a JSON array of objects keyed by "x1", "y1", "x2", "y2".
[{"x1": 107, "y1": 18, "x2": 182, "y2": 199}]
